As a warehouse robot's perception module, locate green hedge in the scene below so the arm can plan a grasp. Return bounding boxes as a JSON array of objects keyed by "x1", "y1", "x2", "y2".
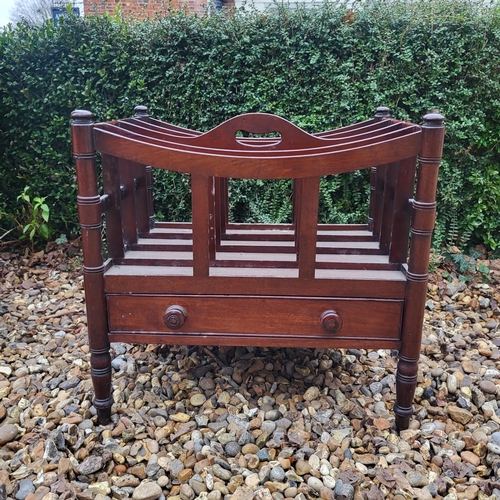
[{"x1": 1, "y1": 0, "x2": 500, "y2": 249}]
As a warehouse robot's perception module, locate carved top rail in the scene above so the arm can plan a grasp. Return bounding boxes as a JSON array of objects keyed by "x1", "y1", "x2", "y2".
[{"x1": 91, "y1": 112, "x2": 422, "y2": 179}]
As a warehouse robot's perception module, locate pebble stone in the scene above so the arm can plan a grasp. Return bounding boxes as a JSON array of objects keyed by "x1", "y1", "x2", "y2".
[
  {"x1": 335, "y1": 482, "x2": 355, "y2": 500},
  {"x1": 190, "y1": 393, "x2": 206, "y2": 407},
  {"x1": 307, "y1": 477, "x2": 324, "y2": 492},
  {"x1": 0, "y1": 249, "x2": 499, "y2": 499},
  {"x1": 407, "y1": 471, "x2": 429, "y2": 487},
  {"x1": 224, "y1": 442, "x2": 241, "y2": 457},
  {"x1": 269, "y1": 466, "x2": 285, "y2": 482},
  {"x1": 132, "y1": 482, "x2": 162, "y2": 500},
  {"x1": 14, "y1": 479, "x2": 34, "y2": 500},
  {"x1": 479, "y1": 380, "x2": 497, "y2": 394},
  {"x1": 303, "y1": 386, "x2": 320, "y2": 401},
  {"x1": 0, "y1": 424, "x2": 19, "y2": 445}
]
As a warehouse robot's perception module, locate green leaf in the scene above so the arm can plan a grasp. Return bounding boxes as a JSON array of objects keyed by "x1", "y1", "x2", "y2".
[
  {"x1": 477, "y1": 263, "x2": 490, "y2": 274},
  {"x1": 39, "y1": 223, "x2": 50, "y2": 239}
]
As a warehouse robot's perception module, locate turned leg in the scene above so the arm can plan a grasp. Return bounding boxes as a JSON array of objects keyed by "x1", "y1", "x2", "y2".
[
  {"x1": 91, "y1": 347, "x2": 113, "y2": 424},
  {"x1": 86, "y1": 266, "x2": 112, "y2": 424},
  {"x1": 395, "y1": 354, "x2": 419, "y2": 430},
  {"x1": 395, "y1": 113, "x2": 445, "y2": 431},
  {"x1": 72, "y1": 110, "x2": 113, "y2": 425}
]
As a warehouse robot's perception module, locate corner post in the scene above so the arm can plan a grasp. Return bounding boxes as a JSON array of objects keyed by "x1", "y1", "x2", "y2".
[
  {"x1": 395, "y1": 113, "x2": 445, "y2": 430},
  {"x1": 369, "y1": 106, "x2": 390, "y2": 232},
  {"x1": 72, "y1": 110, "x2": 112, "y2": 424}
]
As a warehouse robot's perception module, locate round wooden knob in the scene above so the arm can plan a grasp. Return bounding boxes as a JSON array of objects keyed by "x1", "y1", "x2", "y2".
[
  {"x1": 163, "y1": 305, "x2": 187, "y2": 329},
  {"x1": 321, "y1": 310, "x2": 343, "y2": 333}
]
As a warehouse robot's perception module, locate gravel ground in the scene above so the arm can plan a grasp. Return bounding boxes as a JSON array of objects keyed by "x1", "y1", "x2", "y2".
[{"x1": 0, "y1": 248, "x2": 500, "y2": 500}]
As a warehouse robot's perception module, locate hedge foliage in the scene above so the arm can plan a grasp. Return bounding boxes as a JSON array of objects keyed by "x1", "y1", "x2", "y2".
[{"x1": 1, "y1": 0, "x2": 500, "y2": 249}]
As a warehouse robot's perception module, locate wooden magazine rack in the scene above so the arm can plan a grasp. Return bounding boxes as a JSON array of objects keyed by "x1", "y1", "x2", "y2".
[{"x1": 72, "y1": 106, "x2": 444, "y2": 431}]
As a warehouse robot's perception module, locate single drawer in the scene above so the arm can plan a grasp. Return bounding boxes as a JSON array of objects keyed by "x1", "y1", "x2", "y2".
[{"x1": 107, "y1": 294, "x2": 403, "y2": 341}]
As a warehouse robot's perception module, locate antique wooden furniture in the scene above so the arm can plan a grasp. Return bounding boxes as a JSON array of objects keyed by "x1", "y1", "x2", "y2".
[{"x1": 72, "y1": 106, "x2": 444, "y2": 430}]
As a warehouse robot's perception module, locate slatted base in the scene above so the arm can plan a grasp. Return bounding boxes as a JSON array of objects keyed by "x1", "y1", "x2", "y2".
[{"x1": 119, "y1": 223, "x2": 397, "y2": 269}]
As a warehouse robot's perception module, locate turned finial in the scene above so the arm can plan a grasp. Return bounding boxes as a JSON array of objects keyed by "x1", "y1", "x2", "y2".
[
  {"x1": 374, "y1": 106, "x2": 390, "y2": 118},
  {"x1": 423, "y1": 112, "x2": 445, "y2": 128},
  {"x1": 134, "y1": 105, "x2": 149, "y2": 117},
  {"x1": 71, "y1": 110, "x2": 93, "y2": 123}
]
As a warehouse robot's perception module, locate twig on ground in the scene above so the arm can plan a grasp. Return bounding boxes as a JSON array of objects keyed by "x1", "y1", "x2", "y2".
[{"x1": 202, "y1": 346, "x2": 226, "y2": 368}]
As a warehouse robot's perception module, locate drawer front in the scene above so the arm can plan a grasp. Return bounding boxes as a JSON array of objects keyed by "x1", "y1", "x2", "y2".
[{"x1": 107, "y1": 295, "x2": 403, "y2": 341}]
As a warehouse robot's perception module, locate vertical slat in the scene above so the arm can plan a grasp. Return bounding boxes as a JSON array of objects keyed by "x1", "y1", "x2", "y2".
[
  {"x1": 220, "y1": 177, "x2": 228, "y2": 236},
  {"x1": 71, "y1": 110, "x2": 112, "y2": 425},
  {"x1": 372, "y1": 164, "x2": 387, "y2": 238},
  {"x1": 145, "y1": 166, "x2": 155, "y2": 230},
  {"x1": 102, "y1": 153, "x2": 124, "y2": 259},
  {"x1": 297, "y1": 176, "x2": 320, "y2": 279},
  {"x1": 208, "y1": 176, "x2": 216, "y2": 260},
  {"x1": 370, "y1": 106, "x2": 391, "y2": 235},
  {"x1": 389, "y1": 155, "x2": 417, "y2": 263},
  {"x1": 191, "y1": 174, "x2": 210, "y2": 276},
  {"x1": 133, "y1": 106, "x2": 156, "y2": 230},
  {"x1": 367, "y1": 167, "x2": 377, "y2": 232},
  {"x1": 379, "y1": 161, "x2": 399, "y2": 252},
  {"x1": 133, "y1": 162, "x2": 150, "y2": 237},
  {"x1": 119, "y1": 159, "x2": 138, "y2": 249},
  {"x1": 292, "y1": 178, "x2": 301, "y2": 226},
  {"x1": 293, "y1": 178, "x2": 303, "y2": 254},
  {"x1": 214, "y1": 177, "x2": 222, "y2": 248},
  {"x1": 395, "y1": 114, "x2": 445, "y2": 431}
]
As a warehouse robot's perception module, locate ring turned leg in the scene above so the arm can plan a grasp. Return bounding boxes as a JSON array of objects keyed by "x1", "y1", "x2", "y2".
[
  {"x1": 395, "y1": 113, "x2": 445, "y2": 432},
  {"x1": 91, "y1": 347, "x2": 113, "y2": 424},
  {"x1": 395, "y1": 354, "x2": 419, "y2": 430},
  {"x1": 72, "y1": 110, "x2": 113, "y2": 426}
]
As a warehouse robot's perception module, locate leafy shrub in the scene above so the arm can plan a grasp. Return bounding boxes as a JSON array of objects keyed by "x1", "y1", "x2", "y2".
[
  {"x1": 441, "y1": 247, "x2": 491, "y2": 283},
  {"x1": 0, "y1": 0, "x2": 499, "y2": 248},
  {"x1": 0, "y1": 186, "x2": 51, "y2": 247}
]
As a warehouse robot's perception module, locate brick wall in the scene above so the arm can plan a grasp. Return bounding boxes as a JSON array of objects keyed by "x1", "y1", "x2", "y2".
[{"x1": 83, "y1": 0, "x2": 234, "y2": 17}]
